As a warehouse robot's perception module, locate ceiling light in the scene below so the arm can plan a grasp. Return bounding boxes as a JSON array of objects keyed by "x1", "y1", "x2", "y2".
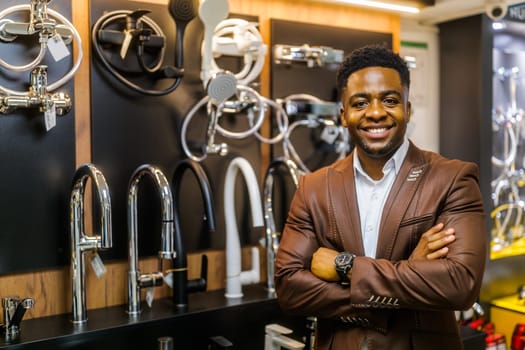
[{"x1": 333, "y1": 0, "x2": 420, "y2": 14}]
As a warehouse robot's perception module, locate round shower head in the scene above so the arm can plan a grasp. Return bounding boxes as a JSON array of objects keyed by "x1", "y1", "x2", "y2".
[
  {"x1": 169, "y1": 0, "x2": 198, "y2": 23},
  {"x1": 207, "y1": 71, "x2": 237, "y2": 103}
]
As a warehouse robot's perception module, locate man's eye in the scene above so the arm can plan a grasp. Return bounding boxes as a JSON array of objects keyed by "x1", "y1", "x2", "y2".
[
  {"x1": 383, "y1": 98, "x2": 399, "y2": 106},
  {"x1": 352, "y1": 101, "x2": 368, "y2": 108}
]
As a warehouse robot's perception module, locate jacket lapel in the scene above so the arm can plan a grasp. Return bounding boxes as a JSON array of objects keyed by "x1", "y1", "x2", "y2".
[
  {"x1": 375, "y1": 143, "x2": 427, "y2": 259},
  {"x1": 330, "y1": 151, "x2": 365, "y2": 255}
]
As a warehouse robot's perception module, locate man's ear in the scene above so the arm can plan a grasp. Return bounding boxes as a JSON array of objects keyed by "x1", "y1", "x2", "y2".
[
  {"x1": 340, "y1": 106, "x2": 347, "y2": 127},
  {"x1": 406, "y1": 101, "x2": 412, "y2": 123}
]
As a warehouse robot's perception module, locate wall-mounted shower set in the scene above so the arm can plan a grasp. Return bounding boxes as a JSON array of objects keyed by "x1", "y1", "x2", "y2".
[{"x1": 0, "y1": 0, "x2": 82, "y2": 130}]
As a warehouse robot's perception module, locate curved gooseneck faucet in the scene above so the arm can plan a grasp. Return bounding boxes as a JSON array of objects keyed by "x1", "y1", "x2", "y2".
[
  {"x1": 127, "y1": 164, "x2": 175, "y2": 316},
  {"x1": 224, "y1": 157, "x2": 263, "y2": 298},
  {"x1": 171, "y1": 159, "x2": 216, "y2": 308},
  {"x1": 263, "y1": 157, "x2": 303, "y2": 293},
  {"x1": 70, "y1": 163, "x2": 112, "y2": 324}
]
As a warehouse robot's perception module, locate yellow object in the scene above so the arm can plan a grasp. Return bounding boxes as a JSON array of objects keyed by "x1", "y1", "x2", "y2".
[{"x1": 491, "y1": 294, "x2": 525, "y2": 348}]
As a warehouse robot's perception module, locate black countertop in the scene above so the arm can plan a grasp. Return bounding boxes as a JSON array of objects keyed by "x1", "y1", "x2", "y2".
[{"x1": 0, "y1": 284, "x2": 487, "y2": 350}]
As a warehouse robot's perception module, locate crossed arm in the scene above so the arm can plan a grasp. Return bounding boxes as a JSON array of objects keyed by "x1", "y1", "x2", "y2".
[{"x1": 311, "y1": 222, "x2": 456, "y2": 283}]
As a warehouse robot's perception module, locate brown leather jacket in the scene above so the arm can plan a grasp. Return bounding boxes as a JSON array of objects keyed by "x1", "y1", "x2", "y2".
[{"x1": 275, "y1": 142, "x2": 487, "y2": 350}]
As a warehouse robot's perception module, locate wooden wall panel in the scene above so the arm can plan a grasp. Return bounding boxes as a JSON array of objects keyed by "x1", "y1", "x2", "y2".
[{"x1": 0, "y1": 0, "x2": 399, "y2": 320}]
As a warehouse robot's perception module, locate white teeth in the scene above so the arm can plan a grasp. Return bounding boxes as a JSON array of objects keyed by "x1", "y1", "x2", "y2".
[{"x1": 368, "y1": 128, "x2": 386, "y2": 133}]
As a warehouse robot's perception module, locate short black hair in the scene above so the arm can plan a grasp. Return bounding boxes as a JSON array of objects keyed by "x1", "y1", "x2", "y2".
[{"x1": 336, "y1": 44, "x2": 410, "y2": 93}]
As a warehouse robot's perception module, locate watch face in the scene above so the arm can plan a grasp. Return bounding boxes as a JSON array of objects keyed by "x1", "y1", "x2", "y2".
[{"x1": 335, "y1": 253, "x2": 352, "y2": 267}]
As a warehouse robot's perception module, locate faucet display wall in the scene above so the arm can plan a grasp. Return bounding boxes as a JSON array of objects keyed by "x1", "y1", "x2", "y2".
[
  {"x1": 69, "y1": 163, "x2": 113, "y2": 324},
  {"x1": 171, "y1": 159, "x2": 216, "y2": 308},
  {"x1": 262, "y1": 157, "x2": 303, "y2": 293},
  {"x1": 127, "y1": 164, "x2": 176, "y2": 316},
  {"x1": 223, "y1": 156, "x2": 263, "y2": 298}
]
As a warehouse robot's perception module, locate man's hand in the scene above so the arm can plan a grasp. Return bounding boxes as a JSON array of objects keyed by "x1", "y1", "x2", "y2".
[
  {"x1": 409, "y1": 223, "x2": 455, "y2": 260},
  {"x1": 311, "y1": 247, "x2": 340, "y2": 281}
]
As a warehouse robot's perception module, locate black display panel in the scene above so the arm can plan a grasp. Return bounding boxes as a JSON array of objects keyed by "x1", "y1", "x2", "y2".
[{"x1": 0, "y1": 0, "x2": 75, "y2": 274}]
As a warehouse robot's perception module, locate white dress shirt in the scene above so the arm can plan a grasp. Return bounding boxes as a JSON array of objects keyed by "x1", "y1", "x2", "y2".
[{"x1": 354, "y1": 138, "x2": 409, "y2": 257}]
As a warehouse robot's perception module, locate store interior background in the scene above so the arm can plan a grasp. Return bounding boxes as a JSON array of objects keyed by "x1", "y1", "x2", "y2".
[{"x1": 1, "y1": 0, "x2": 525, "y2": 347}]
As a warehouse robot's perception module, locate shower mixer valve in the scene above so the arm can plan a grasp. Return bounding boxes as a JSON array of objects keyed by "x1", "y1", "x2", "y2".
[
  {"x1": 0, "y1": 65, "x2": 72, "y2": 125},
  {"x1": 0, "y1": 0, "x2": 73, "y2": 43}
]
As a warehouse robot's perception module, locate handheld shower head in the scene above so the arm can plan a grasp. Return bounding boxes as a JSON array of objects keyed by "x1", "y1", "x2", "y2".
[
  {"x1": 199, "y1": 0, "x2": 229, "y2": 86},
  {"x1": 206, "y1": 71, "x2": 237, "y2": 104},
  {"x1": 169, "y1": 0, "x2": 198, "y2": 23},
  {"x1": 168, "y1": 0, "x2": 198, "y2": 67}
]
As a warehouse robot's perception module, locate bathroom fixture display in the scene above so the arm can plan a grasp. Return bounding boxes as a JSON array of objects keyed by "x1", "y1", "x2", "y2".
[
  {"x1": 0, "y1": 65, "x2": 71, "y2": 120},
  {"x1": 180, "y1": 78, "x2": 266, "y2": 162},
  {"x1": 262, "y1": 157, "x2": 303, "y2": 293},
  {"x1": 70, "y1": 163, "x2": 113, "y2": 324},
  {"x1": 1, "y1": 296, "x2": 34, "y2": 340},
  {"x1": 279, "y1": 94, "x2": 349, "y2": 173},
  {"x1": 170, "y1": 159, "x2": 216, "y2": 308},
  {"x1": 91, "y1": 0, "x2": 198, "y2": 96},
  {"x1": 264, "y1": 323, "x2": 305, "y2": 350},
  {"x1": 273, "y1": 44, "x2": 344, "y2": 69},
  {"x1": 223, "y1": 157, "x2": 263, "y2": 298},
  {"x1": 127, "y1": 164, "x2": 176, "y2": 316},
  {"x1": 490, "y1": 65, "x2": 525, "y2": 257},
  {"x1": 0, "y1": 0, "x2": 83, "y2": 95}
]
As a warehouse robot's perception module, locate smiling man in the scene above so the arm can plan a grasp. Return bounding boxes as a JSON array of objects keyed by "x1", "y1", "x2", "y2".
[{"x1": 274, "y1": 45, "x2": 487, "y2": 350}]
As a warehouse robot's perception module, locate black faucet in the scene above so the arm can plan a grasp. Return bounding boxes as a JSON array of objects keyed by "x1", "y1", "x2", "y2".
[{"x1": 171, "y1": 159, "x2": 216, "y2": 308}]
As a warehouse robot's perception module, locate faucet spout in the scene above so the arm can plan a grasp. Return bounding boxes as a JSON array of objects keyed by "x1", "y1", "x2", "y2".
[
  {"x1": 171, "y1": 159, "x2": 216, "y2": 308},
  {"x1": 70, "y1": 163, "x2": 113, "y2": 324},
  {"x1": 263, "y1": 157, "x2": 303, "y2": 293},
  {"x1": 224, "y1": 157, "x2": 263, "y2": 298},
  {"x1": 127, "y1": 164, "x2": 175, "y2": 316}
]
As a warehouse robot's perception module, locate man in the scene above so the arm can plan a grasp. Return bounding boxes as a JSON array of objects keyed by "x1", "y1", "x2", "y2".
[{"x1": 274, "y1": 45, "x2": 487, "y2": 350}]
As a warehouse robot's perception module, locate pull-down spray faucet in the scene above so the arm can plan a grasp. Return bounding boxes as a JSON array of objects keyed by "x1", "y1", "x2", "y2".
[
  {"x1": 263, "y1": 157, "x2": 303, "y2": 293},
  {"x1": 127, "y1": 164, "x2": 175, "y2": 316},
  {"x1": 171, "y1": 159, "x2": 216, "y2": 308},
  {"x1": 224, "y1": 157, "x2": 263, "y2": 298},
  {"x1": 69, "y1": 163, "x2": 112, "y2": 324}
]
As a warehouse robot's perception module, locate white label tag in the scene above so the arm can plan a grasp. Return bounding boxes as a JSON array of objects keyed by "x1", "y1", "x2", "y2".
[
  {"x1": 146, "y1": 287, "x2": 154, "y2": 308},
  {"x1": 44, "y1": 103, "x2": 56, "y2": 131},
  {"x1": 90, "y1": 252, "x2": 107, "y2": 278},
  {"x1": 47, "y1": 34, "x2": 70, "y2": 62}
]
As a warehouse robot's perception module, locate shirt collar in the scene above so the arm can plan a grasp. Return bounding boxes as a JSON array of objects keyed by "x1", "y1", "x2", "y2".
[{"x1": 353, "y1": 137, "x2": 409, "y2": 179}]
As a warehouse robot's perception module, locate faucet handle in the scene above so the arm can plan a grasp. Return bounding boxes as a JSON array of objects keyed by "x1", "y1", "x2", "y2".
[{"x1": 187, "y1": 254, "x2": 208, "y2": 293}]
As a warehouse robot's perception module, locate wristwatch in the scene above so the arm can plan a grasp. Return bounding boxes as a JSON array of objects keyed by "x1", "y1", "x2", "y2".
[{"x1": 334, "y1": 252, "x2": 356, "y2": 286}]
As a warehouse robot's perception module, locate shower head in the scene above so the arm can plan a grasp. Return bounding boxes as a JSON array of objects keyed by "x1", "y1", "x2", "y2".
[
  {"x1": 206, "y1": 71, "x2": 237, "y2": 104},
  {"x1": 169, "y1": 0, "x2": 199, "y2": 67},
  {"x1": 199, "y1": 0, "x2": 229, "y2": 85},
  {"x1": 169, "y1": 0, "x2": 198, "y2": 23}
]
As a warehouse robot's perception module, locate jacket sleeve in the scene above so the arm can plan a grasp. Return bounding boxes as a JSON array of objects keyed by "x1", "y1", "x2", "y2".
[{"x1": 275, "y1": 171, "x2": 366, "y2": 320}]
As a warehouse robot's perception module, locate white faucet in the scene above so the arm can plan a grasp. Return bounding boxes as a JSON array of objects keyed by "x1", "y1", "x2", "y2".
[
  {"x1": 265, "y1": 324, "x2": 305, "y2": 350},
  {"x1": 223, "y1": 157, "x2": 263, "y2": 298}
]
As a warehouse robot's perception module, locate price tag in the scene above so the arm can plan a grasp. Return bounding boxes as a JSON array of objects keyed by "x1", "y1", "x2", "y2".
[
  {"x1": 90, "y1": 252, "x2": 107, "y2": 278},
  {"x1": 47, "y1": 34, "x2": 70, "y2": 62},
  {"x1": 146, "y1": 287, "x2": 155, "y2": 308},
  {"x1": 44, "y1": 103, "x2": 56, "y2": 131}
]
